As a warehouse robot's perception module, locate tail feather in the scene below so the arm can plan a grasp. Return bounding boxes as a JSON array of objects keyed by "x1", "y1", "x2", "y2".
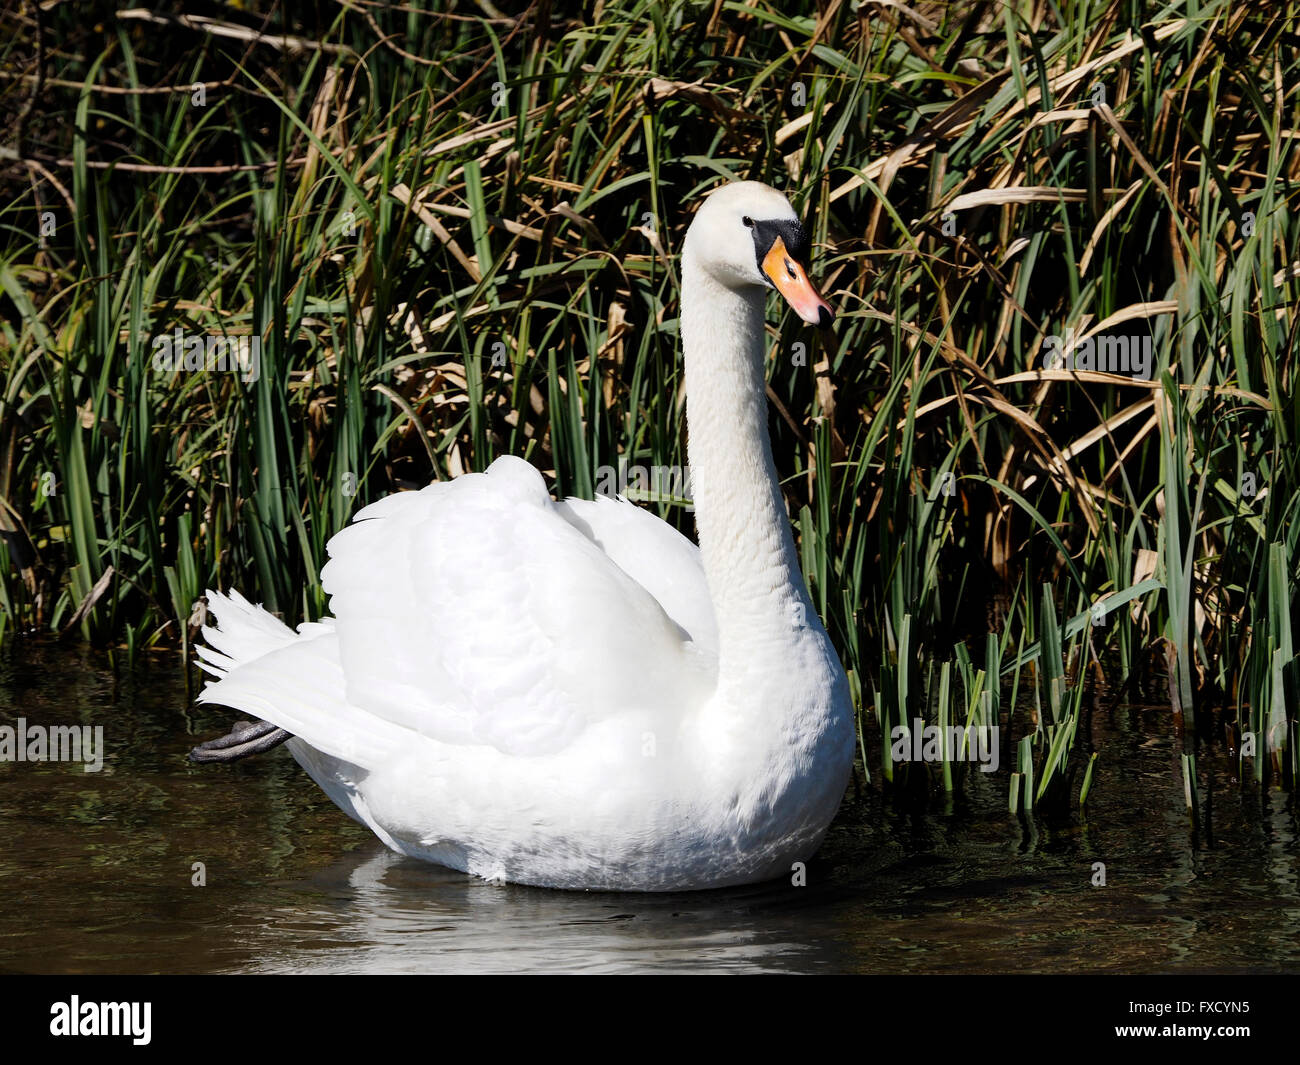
[
  {"x1": 197, "y1": 589, "x2": 298, "y2": 679},
  {"x1": 197, "y1": 592, "x2": 408, "y2": 771}
]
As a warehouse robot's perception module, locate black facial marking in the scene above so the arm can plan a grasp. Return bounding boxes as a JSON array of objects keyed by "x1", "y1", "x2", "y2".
[{"x1": 749, "y1": 217, "x2": 811, "y2": 283}]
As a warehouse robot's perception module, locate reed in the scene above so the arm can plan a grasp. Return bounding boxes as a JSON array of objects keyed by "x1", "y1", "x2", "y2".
[{"x1": 1, "y1": 0, "x2": 1296, "y2": 809}]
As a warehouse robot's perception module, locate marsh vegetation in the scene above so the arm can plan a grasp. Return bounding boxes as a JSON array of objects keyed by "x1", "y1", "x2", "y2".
[{"x1": 2, "y1": 1, "x2": 1298, "y2": 820}]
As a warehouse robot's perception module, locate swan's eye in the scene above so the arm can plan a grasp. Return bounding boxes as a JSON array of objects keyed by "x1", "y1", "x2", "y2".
[{"x1": 742, "y1": 216, "x2": 754, "y2": 228}]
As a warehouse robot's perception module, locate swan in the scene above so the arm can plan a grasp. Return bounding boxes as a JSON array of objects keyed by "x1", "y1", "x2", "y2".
[{"x1": 192, "y1": 180, "x2": 855, "y2": 891}]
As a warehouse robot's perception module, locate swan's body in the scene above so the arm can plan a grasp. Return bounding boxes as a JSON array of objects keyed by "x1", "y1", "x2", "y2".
[{"x1": 196, "y1": 181, "x2": 854, "y2": 891}]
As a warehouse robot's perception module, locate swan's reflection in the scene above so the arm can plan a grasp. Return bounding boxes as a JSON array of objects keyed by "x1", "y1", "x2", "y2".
[{"x1": 244, "y1": 843, "x2": 849, "y2": 974}]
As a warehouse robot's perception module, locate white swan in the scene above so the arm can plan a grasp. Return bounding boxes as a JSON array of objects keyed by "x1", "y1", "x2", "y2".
[{"x1": 193, "y1": 181, "x2": 854, "y2": 891}]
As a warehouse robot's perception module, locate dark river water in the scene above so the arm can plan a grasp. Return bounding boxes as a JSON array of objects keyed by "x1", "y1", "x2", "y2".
[{"x1": 1, "y1": 644, "x2": 1296, "y2": 974}]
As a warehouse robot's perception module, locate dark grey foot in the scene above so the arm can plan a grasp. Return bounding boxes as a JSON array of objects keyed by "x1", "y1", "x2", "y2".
[{"x1": 190, "y1": 719, "x2": 293, "y2": 763}]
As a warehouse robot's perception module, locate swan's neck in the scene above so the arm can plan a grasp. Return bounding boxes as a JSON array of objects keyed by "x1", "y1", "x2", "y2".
[{"x1": 682, "y1": 259, "x2": 813, "y2": 683}]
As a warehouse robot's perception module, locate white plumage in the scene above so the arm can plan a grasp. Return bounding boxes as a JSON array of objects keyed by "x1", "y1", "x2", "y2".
[{"x1": 197, "y1": 181, "x2": 854, "y2": 891}]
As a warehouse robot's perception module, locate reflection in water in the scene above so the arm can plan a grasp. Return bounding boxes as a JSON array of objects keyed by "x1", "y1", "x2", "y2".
[
  {"x1": 0, "y1": 645, "x2": 1296, "y2": 973},
  {"x1": 245, "y1": 847, "x2": 850, "y2": 974}
]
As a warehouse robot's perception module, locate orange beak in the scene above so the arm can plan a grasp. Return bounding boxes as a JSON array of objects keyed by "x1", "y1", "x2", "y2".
[{"x1": 763, "y1": 237, "x2": 833, "y2": 327}]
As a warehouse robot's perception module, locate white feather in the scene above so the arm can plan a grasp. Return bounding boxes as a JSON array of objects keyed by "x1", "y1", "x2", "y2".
[{"x1": 198, "y1": 181, "x2": 855, "y2": 891}]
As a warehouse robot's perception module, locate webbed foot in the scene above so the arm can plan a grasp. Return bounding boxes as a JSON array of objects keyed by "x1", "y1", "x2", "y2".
[{"x1": 190, "y1": 719, "x2": 292, "y2": 763}]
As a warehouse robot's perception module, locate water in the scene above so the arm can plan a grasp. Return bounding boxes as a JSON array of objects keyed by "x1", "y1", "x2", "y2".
[{"x1": 1, "y1": 645, "x2": 1296, "y2": 974}]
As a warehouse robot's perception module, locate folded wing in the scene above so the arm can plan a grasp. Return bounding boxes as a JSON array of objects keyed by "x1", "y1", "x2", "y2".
[{"x1": 318, "y1": 456, "x2": 716, "y2": 757}]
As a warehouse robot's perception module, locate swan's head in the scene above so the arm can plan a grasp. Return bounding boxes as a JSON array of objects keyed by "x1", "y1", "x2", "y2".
[{"x1": 684, "y1": 180, "x2": 833, "y2": 328}]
